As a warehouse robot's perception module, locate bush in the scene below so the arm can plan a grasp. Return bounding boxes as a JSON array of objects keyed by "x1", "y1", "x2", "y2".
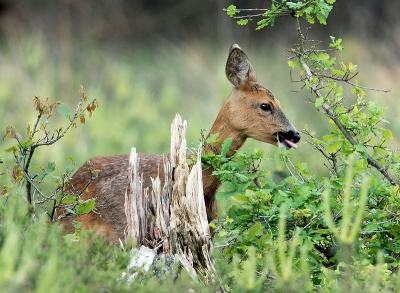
[{"x1": 208, "y1": 1, "x2": 400, "y2": 291}]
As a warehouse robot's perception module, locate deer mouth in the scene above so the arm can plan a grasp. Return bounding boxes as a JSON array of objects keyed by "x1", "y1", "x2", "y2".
[{"x1": 275, "y1": 132, "x2": 299, "y2": 149}]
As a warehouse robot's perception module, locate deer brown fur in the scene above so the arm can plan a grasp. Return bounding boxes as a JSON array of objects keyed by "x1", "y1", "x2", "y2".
[{"x1": 59, "y1": 44, "x2": 301, "y2": 242}]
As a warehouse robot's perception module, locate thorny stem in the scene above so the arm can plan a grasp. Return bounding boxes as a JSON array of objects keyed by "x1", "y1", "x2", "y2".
[{"x1": 294, "y1": 17, "x2": 399, "y2": 187}]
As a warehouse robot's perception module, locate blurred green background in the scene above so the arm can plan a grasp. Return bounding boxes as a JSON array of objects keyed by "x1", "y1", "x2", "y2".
[{"x1": 0, "y1": 0, "x2": 399, "y2": 177}]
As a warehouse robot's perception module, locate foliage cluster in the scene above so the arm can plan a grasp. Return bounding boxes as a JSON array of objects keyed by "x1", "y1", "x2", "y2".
[
  {"x1": 210, "y1": 0, "x2": 400, "y2": 291},
  {"x1": 226, "y1": 0, "x2": 335, "y2": 28},
  {"x1": 2, "y1": 87, "x2": 99, "y2": 221}
]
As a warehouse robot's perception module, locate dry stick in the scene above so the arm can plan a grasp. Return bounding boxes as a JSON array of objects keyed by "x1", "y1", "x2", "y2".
[{"x1": 294, "y1": 17, "x2": 398, "y2": 187}]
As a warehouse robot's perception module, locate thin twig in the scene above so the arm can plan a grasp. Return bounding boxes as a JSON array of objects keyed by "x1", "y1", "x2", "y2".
[
  {"x1": 35, "y1": 92, "x2": 86, "y2": 147},
  {"x1": 278, "y1": 142, "x2": 305, "y2": 184},
  {"x1": 15, "y1": 158, "x2": 47, "y2": 200},
  {"x1": 320, "y1": 74, "x2": 392, "y2": 93}
]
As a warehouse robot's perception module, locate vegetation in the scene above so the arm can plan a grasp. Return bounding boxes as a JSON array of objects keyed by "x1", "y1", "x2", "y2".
[
  {"x1": 2, "y1": 88, "x2": 98, "y2": 221},
  {"x1": 1, "y1": 0, "x2": 400, "y2": 292},
  {"x1": 212, "y1": 0, "x2": 400, "y2": 291}
]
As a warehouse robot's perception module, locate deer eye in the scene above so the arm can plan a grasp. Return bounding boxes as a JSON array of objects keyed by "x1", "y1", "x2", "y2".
[{"x1": 260, "y1": 103, "x2": 271, "y2": 112}]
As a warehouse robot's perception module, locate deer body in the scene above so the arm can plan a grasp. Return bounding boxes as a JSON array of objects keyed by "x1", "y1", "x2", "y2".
[{"x1": 60, "y1": 44, "x2": 301, "y2": 242}]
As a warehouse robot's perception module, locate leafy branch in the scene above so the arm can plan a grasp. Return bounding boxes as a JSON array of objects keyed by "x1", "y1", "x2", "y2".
[
  {"x1": 291, "y1": 17, "x2": 398, "y2": 186},
  {"x1": 2, "y1": 86, "x2": 98, "y2": 219},
  {"x1": 224, "y1": 0, "x2": 335, "y2": 28}
]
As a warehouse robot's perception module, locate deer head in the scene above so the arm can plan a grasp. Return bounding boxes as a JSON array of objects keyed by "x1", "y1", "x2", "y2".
[{"x1": 208, "y1": 44, "x2": 301, "y2": 154}]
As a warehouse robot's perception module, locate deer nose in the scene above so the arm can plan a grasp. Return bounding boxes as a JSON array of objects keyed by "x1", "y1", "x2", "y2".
[{"x1": 289, "y1": 130, "x2": 301, "y2": 143}]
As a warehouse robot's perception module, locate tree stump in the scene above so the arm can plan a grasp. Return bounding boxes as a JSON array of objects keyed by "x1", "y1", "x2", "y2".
[{"x1": 124, "y1": 114, "x2": 214, "y2": 280}]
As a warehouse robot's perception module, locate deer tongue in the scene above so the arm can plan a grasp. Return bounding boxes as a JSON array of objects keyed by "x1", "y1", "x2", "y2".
[{"x1": 285, "y1": 139, "x2": 298, "y2": 149}]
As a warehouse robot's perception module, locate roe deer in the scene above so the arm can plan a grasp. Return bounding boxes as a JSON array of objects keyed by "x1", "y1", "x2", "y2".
[{"x1": 59, "y1": 44, "x2": 301, "y2": 242}]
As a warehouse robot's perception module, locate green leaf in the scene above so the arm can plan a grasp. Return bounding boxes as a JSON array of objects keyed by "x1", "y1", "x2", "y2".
[
  {"x1": 351, "y1": 86, "x2": 365, "y2": 98},
  {"x1": 298, "y1": 186, "x2": 311, "y2": 198},
  {"x1": 4, "y1": 146, "x2": 17, "y2": 153},
  {"x1": 315, "y1": 97, "x2": 323, "y2": 108},
  {"x1": 73, "y1": 221, "x2": 83, "y2": 230},
  {"x1": 326, "y1": 140, "x2": 343, "y2": 154},
  {"x1": 322, "y1": 134, "x2": 336, "y2": 141},
  {"x1": 235, "y1": 173, "x2": 249, "y2": 182},
  {"x1": 374, "y1": 147, "x2": 389, "y2": 158},
  {"x1": 216, "y1": 191, "x2": 236, "y2": 200},
  {"x1": 363, "y1": 223, "x2": 379, "y2": 233},
  {"x1": 63, "y1": 233, "x2": 78, "y2": 243},
  {"x1": 305, "y1": 14, "x2": 315, "y2": 24},
  {"x1": 221, "y1": 138, "x2": 233, "y2": 157},
  {"x1": 31, "y1": 165, "x2": 42, "y2": 172},
  {"x1": 354, "y1": 144, "x2": 368, "y2": 159},
  {"x1": 287, "y1": 60, "x2": 302, "y2": 68},
  {"x1": 76, "y1": 199, "x2": 95, "y2": 215},
  {"x1": 218, "y1": 230, "x2": 228, "y2": 237},
  {"x1": 330, "y1": 69, "x2": 344, "y2": 76},
  {"x1": 312, "y1": 138, "x2": 324, "y2": 145},
  {"x1": 58, "y1": 103, "x2": 71, "y2": 118},
  {"x1": 333, "y1": 85, "x2": 343, "y2": 97},
  {"x1": 206, "y1": 133, "x2": 219, "y2": 144},
  {"x1": 45, "y1": 161, "x2": 56, "y2": 175},
  {"x1": 316, "y1": 15, "x2": 327, "y2": 25},
  {"x1": 314, "y1": 52, "x2": 330, "y2": 61},
  {"x1": 329, "y1": 36, "x2": 343, "y2": 51},
  {"x1": 20, "y1": 140, "x2": 34, "y2": 149},
  {"x1": 286, "y1": 2, "x2": 304, "y2": 9},
  {"x1": 61, "y1": 195, "x2": 77, "y2": 204},
  {"x1": 65, "y1": 166, "x2": 75, "y2": 174},
  {"x1": 235, "y1": 193, "x2": 249, "y2": 202},
  {"x1": 245, "y1": 222, "x2": 264, "y2": 240},
  {"x1": 226, "y1": 5, "x2": 238, "y2": 17},
  {"x1": 237, "y1": 19, "x2": 249, "y2": 26},
  {"x1": 381, "y1": 129, "x2": 393, "y2": 140},
  {"x1": 66, "y1": 156, "x2": 76, "y2": 164}
]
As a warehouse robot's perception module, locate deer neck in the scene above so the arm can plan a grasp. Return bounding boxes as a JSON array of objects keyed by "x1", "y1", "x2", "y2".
[
  {"x1": 202, "y1": 98, "x2": 247, "y2": 204},
  {"x1": 205, "y1": 99, "x2": 247, "y2": 157}
]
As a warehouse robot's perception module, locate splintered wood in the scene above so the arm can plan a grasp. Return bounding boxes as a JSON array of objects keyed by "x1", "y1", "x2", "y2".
[{"x1": 124, "y1": 114, "x2": 213, "y2": 279}]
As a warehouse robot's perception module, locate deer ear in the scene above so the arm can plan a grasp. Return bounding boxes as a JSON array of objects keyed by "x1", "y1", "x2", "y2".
[{"x1": 225, "y1": 44, "x2": 257, "y2": 86}]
